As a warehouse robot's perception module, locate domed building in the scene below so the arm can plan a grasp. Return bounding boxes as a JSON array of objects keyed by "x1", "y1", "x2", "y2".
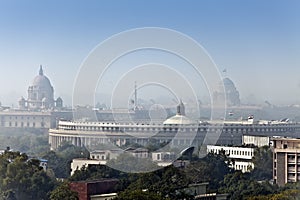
[
  {"x1": 163, "y1": 101, "x2": 197, "y2": 125},
  {"x1": 213, "y1": 77, "x2": 240, "y2": 106},
  {"x1": 19, "y1": 66, "x2": 63, "y2": 110}
]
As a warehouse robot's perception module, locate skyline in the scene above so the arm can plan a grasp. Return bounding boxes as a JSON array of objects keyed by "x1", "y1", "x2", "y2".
[{"x1": 0, "y1": 0, "x2": 299, "y2": 106}]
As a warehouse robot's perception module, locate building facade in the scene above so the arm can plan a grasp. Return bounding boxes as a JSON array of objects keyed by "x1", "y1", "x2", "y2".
[
  {"x1": 273, "y1": 138, "x2": 300, "y2": 186},
  {"x1": 207, "y1": 145, "x2": 255, "y2": 172},
  {"x1": 0, "y1": 66, "x2": 73, "y2": 132},
  {"x1": 49, "y1": 118, "x2": 300, "y2": 151},
  {"x1": 242, "y1": 135, "x2": 272, "y2": 147}
]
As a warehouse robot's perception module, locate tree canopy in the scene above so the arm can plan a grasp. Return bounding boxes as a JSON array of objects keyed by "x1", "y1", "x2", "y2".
[
  {"x1": 0, "y1": 151, "x2": 57, "y2": 200},
  {"x1": 49, "y1": 182, "x2": 78, "y2": 200}
]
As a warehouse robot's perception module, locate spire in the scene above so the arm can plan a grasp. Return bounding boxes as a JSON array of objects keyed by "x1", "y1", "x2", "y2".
[
  {"x1": 176, "y1": 100, "x2": 185, "y2": 115},
  {"x1": 134, "y1": 81, "x2": 137, "y2": 110},
  {"x1": 39, "y1": 65, "x2": 43, "y2": 76}
]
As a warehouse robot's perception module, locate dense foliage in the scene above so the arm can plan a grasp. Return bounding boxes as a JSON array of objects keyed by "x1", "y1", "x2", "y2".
[
  {"x1": 0, "y1": 132, "x2": 49, "y2": 156},
  {"x1": 185, "y1": 152, "x2": 233, "y2": 191},
  {"x1": 219, "y1": 171, "x2": 276, "y2": 199},
  {"x1": 49, "y1": 182, "x2": 78, "y2": 200},
  {"x1": 251, "y1": 146, "x2": 273, "y2": 180},
  {"x1": 0, "y1": 139, "x2": 298, "y2": 200},
  {"x1": 41, "y1": 142, "x2": 89, "y2": 178},
  {"x1": 0, "y1": 151, "x2": 57, "y2": 200}
]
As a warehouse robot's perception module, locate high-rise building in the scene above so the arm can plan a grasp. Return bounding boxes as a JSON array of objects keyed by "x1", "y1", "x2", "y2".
[{"x1": 273, "y1": 138, "x2": 300, "y2": 186}]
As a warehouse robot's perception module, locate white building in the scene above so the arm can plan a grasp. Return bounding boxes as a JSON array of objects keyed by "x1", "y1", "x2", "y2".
[
  {"x1": 207, "y1": 145, "x2": 255, "y2": 172},
  {"x1": 90, "y1": 149, "x2": 123, "y2": 161},
  {"x1": 71, "y1": 148, "x2": 149, "y2": 175},
  {"x1": 71, "y1": 158, "x2": 107, "y2": 175},
  {"x1": 242, "y1": 135, "x2": 271, "y2": 147},
  {"x1": 152, "y1": 151, "x2": 176, "y2": 162},
  {"x1": 124, "y1": 147, "x2": 149, "y2": 158}
]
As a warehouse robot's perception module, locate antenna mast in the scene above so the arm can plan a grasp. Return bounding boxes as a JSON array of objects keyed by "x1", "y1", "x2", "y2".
[{"x1": 134, "y1": 81, "x2": 137, "y2": 110}]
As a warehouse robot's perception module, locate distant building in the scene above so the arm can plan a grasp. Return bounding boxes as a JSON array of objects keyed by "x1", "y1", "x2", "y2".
[
  {"x1": 273, "y1": 137, "x2": 300, "y2": 186},
  {"x1": 242, "y1": 135, "x2": 272, "y2": 147},
  {"x1": 19, "y1": 65, "x2": 63, "y2": 110},
  {"x1": 71, "y1": 158, "x2": 107, "y2": 176},
  {"x1": 0, "y1": 66, "x2": 73, "y2": 132},
  {"x1": 0, "y1": 111, "x2": 52, "y2": 129},
  {"x1": 90, "y1": 149, "x2": 122, "y2": 161},
  {"x1": 70, "y1": 148, "x2": 149, "y2": 175},
  {"x1": 152, "y1": 152, "x2": 176, "y2": 161},
  {"x1": 207, "y1": 145, "x2": 255, "y2": 172},
  {"x1": 124, "y1": 147, "x2": 149, "y2": 158},
  {"x1": 213, "y1": 78, "x2": 240, "y2": 106}
]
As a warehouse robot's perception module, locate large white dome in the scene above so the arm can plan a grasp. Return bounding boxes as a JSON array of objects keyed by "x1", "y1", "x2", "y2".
[{"x1": 32, "y1": 75, "x2": 52, "y2": 88}]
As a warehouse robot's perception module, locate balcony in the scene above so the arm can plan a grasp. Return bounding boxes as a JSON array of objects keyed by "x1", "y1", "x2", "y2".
[
  {"x1": 288, "y1": 156, "x2": 296, "y2": 163},
  {"x1": 288, "y1": 159, "x2": 296, "y2": 164},
  {"x1": 288, "y1": 167, "x2": 296, "y2": 173}
]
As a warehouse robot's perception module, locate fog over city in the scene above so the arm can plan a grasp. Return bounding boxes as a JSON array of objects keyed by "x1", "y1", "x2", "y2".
[{"x1": 0, "y1": 1, "x2": 299, "y2": 108}]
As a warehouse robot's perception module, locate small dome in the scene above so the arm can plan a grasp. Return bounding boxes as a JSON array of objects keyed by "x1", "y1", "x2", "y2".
[
  {"x1": 163, "y1": 101, "x2": 196, "y2": 125},
  {"x1": 163, "y1": 114, "x2": 196, "y2": 125},
  {"x1": 56, "y1": 97, "x2": 62, "y2": 102}
]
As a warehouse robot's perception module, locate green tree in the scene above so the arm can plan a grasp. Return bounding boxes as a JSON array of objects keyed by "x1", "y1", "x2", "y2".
[
  {"x1": 219, "y1": 171, "x2": 276, "y2": 200},
  {"x1": 42, "y1": 142, "x2": 89, "y2": 178},
  {"x1": 185, "y1": 152, "x2": 232, "y2": 191},
  {"x1": 70, "y1": 164, "x2": 134, "y2": 192},
  {"x1": 247, "y1": 189, "x2": 300, "y2": 200},
  {"x1": 107, "y1": 153, "x2": 160, "y2": 173},
  {"x1": 0, "y1": 151, "x2": 57, "y2": 200},
  {"x1": 125, "y1": 166, "x2": 190, "y2": 200},
  {"x1": 49, "y1": 182, "x2": 78, "y2": 200},
  {"x1": 251, "y1": 146, "x2": 273, "y2": 180}
]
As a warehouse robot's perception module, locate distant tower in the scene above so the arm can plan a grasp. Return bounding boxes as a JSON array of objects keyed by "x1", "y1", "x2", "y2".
[
  {"x1": 56, "y1": 97, "x2": 63, "y2": 108},
  {"x1": 134, "y1": 81, "x2": 138, "y2": 110},
  {"x1": 18, "y1": 96, "x2": 26, "y2": 109},
  {"x1": 176, "y1": 100, "x2": 186, "y2": 115}
]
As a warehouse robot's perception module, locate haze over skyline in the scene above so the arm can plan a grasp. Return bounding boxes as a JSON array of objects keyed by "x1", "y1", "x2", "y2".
[{"x1": 0, "y1": 0, "x2": 299, "y2": 106}]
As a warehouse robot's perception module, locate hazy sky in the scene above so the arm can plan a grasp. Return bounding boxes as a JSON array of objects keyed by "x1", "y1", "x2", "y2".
[{"x1": 0, "y1": 0, "x2": 299, "y2": 106}]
